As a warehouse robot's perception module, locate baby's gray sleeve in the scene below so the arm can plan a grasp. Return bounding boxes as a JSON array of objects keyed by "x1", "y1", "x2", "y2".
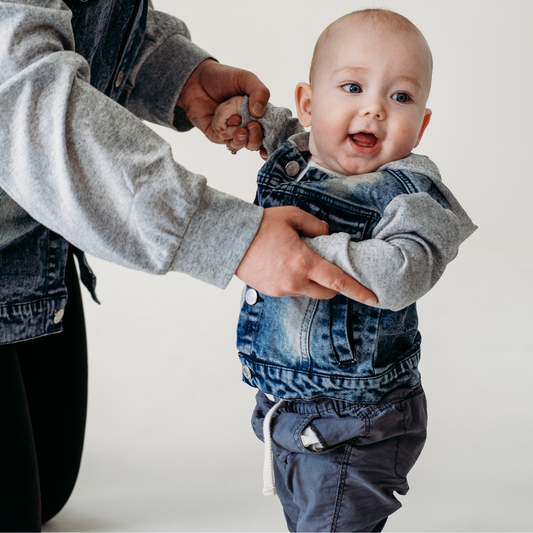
[
  {"x1": 239, "y1": 96, "x2": 304, "y2": 155},
  {"x1": 303, "y1": 192, "x2": 466, "y2": 311}
]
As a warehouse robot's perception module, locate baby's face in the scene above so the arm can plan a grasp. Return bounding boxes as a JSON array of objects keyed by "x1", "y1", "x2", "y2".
[{"x1": 296, "y1": 21, "x2": 432, "y2": 175}]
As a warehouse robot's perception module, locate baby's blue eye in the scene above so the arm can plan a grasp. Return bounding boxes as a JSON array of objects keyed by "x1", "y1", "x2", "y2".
[
  {"x1": 342, "y1": 83, "x2": 362, "y2": 94},
  {"x1": 392, "y1": 92, "x2": 411, "y2": 103}
]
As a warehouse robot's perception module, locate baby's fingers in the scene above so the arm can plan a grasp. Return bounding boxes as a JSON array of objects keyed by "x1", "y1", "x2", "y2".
[
  {"x1": 227, "y1": 115, "x2": 242, "y2": 127},
  {"x1": 212, "y1": 96, "x2": 244, "y2": 137},
  {"x1": 217, "y1": 114, "x2": 242, "y2": 141},
  {"x1": 217, "y1": 124, "x2": 241, "y2": 141}
]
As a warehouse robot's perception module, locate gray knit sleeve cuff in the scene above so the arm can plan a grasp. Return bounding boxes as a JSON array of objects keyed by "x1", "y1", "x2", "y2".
[
  {"x1": 239, "y1": 96, "x2": 304, "y2": 155},
  {"x1": 126, "y1": 32, "x2": 212, "y2": 130},
  {"x1": 170, "y1": 186, "x2": 264, "y2": 288},
  {"x1": 122, "y1": 6, "x2": 213, "y2": 130}
]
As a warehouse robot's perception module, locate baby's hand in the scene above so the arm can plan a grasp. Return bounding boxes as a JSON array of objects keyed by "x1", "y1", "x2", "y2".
[
  {"x1": 212, "y1": 96, "x2": 267, "y2": 158},
  {"x1": 212, "y1": 95, "x2": 245, "y2": 142}
]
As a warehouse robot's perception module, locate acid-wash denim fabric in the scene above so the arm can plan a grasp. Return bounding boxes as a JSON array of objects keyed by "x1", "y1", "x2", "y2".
[
  {"x1": 252, "y1": 387, "x2": 427, "y2": 532},
  {"x1": 237, "y1": 140, "x2": 453, "y2": 404},
  {"x1": 0, "y1": 0, "x2": 146, "y2": 344}
]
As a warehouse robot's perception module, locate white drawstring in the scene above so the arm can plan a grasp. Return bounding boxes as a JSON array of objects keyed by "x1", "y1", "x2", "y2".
[{"x1": 262, "y1": 398, "x2": 286, "y2": 497}]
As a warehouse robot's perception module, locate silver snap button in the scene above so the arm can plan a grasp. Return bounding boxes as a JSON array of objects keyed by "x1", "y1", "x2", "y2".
[
  {"x1": 242, "y1": 365, "x2": 253, "y2": 380},
  {"x1": 53, "y1": 308, "x2": 65, "y2": 324},
  {"x1": 115, "y1": 71, "x2": 124, "y2": 87},
  {"x1": 245, "y1": 288, "x2": 259, "y2": 305},
  {"x1": 285, "y1": 161, "x2": 300, "y2": 177}
]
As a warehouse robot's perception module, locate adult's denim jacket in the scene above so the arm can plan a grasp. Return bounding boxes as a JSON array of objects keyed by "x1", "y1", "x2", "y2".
[
  {"x1": 236, "y1": 104, "x2": 476, "y2": 403},
  {"x1": 0, "y1": 0, "x2": 263, "y2": 344}
]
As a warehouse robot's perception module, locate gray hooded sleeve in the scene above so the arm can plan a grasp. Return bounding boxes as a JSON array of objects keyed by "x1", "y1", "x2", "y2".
[
  {"x1": 302, "y1": 156, "x2": 477, "y2": 311},
  {"x1": 0, "y1": 1, "x2": 262, "y2": 288}
]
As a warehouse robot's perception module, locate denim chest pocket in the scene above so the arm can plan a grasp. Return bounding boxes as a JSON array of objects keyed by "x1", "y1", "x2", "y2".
[
  {"x1": 262, "y1": 186, "x2": 378, "y2": 242},
  {"x1": 325, "y1": 210, "x2": 371, "y2": 241}
]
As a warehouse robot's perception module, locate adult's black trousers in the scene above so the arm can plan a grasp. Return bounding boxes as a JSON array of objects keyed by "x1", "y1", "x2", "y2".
[{"x1": 0, "y1": 253, "x2": 88, "y2": 531}]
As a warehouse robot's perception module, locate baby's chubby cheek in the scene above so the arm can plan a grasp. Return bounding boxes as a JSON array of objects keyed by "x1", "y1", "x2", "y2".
[
  {"x1": 308, "y1": 129, "x2": 337, "y2": 167},
  {"x1": 389, "y1": 118, "x2": 426, "y2": 158},
  {"x1": 308, "y1": 131, "x2": 319, "y2": 158},
  {"x1": 307, "y1": 131, "x2": 325, "y2": 164}
]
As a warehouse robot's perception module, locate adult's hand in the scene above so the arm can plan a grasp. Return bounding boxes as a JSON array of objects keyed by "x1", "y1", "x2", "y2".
[
  {"x1": 236, "y1": 207, "x2": 378, "y2": 304},
  {"x1": 177, "y1": 59, "x2": 268, "y2": 152}
]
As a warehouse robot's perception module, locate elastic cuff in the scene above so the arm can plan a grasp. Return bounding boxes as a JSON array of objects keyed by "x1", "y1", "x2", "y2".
[
  {"x1": 170, "y1": 186, "x2": 263, "y2": 288},
  {"x1": 131, "y1": 33, "x2": 213, "y2": 129}
]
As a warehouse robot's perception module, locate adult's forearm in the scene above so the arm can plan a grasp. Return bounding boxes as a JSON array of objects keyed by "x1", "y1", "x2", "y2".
[{"x1": 0, "y1": 1, "x2": 261, "y2": 287}]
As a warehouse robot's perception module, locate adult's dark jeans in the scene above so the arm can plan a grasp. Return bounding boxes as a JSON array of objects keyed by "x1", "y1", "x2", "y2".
[{"x1": 0, "y1": 253, "x2": 88, "y2": 531}]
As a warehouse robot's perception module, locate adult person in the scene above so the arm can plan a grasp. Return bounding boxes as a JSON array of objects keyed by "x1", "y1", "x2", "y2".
[{"x1": 0, "y1": 1, "x2": 375, "y2": 530}]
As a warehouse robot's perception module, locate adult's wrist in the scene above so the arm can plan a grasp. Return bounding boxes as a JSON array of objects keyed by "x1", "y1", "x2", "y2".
[{"x1": 176, "y1": 58, "x2": 218, "y2": 117}]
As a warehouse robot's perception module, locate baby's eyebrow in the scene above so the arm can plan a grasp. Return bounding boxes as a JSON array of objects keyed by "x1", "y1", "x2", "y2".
[
  {"x1": 394, "y1": 75, "x2": 422, "y2": 91},
  {"x1": 333, "y1": 66, "x2": 367, "y2": 76}
]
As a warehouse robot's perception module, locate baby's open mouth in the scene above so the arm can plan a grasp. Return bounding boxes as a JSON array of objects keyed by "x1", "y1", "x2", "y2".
[{"x1": 351, "y1": 132, "x2": 378, "y2": 147}]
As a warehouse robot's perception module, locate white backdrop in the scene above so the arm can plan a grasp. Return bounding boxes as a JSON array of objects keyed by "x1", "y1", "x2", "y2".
[{"x1": 45, "y1": 1, "x2": 533, "y2": 531}]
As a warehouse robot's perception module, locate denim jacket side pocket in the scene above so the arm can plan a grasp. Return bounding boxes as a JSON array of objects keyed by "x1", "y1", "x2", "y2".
[{"x1": 329, "y1": 295, "x2": 357, "y2": 364}]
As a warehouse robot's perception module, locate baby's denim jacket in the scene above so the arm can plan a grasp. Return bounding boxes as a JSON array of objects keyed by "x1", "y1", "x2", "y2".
[{"x1": 236, "y1": 132, "x2": 476, "y2": 404}]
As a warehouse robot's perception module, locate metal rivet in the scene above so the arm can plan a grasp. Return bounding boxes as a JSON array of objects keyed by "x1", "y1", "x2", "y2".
[
  {"x1": 245, "y1": 288, "x2": 259, "y2": 305},
  {"x1": 242, "y1": 365, "x2": 252, "y2": 380},
  {"x1": 53, "y1": 308, "x2": 65, "y2": 324},
  {"x1": 115, "y1": 71, "x2": 124, "y2": 88},
  {"x1": 285, "y1": 161, "x2": 300, "y2": 177}
]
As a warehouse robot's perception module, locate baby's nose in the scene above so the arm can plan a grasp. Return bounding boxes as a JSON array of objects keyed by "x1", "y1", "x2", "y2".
[{"x1": 359, "y1": 96, "x2": 386, "y2": 119}]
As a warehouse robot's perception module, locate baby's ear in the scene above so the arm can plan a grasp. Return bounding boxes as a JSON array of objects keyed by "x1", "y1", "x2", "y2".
[
  {"x1": 415, "y1": 108, "x2": 432, "y2": 147},
  {"x1": 295, "y1": 83, "x2": 313, "y2": 127}
]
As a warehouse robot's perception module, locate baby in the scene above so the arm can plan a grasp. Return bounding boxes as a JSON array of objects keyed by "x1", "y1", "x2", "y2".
[{"x1": 214, "y1": 9, "x2": 476, "y2": 532}]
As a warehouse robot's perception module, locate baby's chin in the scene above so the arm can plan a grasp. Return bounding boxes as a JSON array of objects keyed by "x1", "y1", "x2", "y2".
[
  {"x1": 335, "y1": 150, "x2": 413, "y2": 176},
  {"x1": 311, "y1": 150, "x2": 388, "y2": 176},
  {"x1": 329, "y1": 159, "x2": 382, "y2": 176},
  {"x1": 344, "y1": 162, "x2": 382, "y2": 175}
]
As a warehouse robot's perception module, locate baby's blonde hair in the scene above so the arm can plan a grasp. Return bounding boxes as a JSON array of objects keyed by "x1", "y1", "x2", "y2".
[{"x1": 309, "y1": 9, "x2": 433, "y2": 84}]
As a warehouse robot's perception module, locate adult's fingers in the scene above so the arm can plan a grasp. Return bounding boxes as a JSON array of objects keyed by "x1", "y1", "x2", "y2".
[
  {"x1": 226, "y1": 127, "x2": 249, "y2": 152},
  {"x1": 284, "y1": 207, "x2": 330, "y2": 239},
  {"x1": 235, "y1": 206, "x2": 373, "y2": 300},
  {"x1": 307, "y1": 254, "x2": 378, "y2": 304},
  {"x1": 225, "y1": 122, "x2": 264, "y2": 153},
  {"x1": 245, "y1": 122, "x2": 264, "y2": 151},
  {"x1": 236, "y1": 70, "x2": 270, "y2": 117}
]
